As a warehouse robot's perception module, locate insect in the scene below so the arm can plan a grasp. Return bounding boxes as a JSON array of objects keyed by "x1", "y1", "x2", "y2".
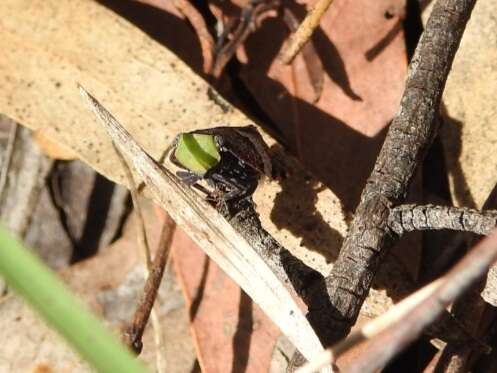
[{"x1": 167, "y1": 126, "x2": 276, "y2": 208}]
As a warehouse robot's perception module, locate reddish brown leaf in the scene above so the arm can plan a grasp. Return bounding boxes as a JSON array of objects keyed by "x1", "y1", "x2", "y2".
[{"x1": 173, "y1": 229, "x2": 281, "y2": 373}]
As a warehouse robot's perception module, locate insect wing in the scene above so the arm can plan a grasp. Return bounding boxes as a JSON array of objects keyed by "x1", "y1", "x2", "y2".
[{"x1": 191, "y1": 126, "x2": 272, "y2": 177}]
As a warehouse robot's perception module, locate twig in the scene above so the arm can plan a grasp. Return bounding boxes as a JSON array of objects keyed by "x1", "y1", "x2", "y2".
[
  {"x1": 297, "y1": 280, "x2": 442, "y2": 373},
  {"x1": 298, "y1": 228, "x2": 497, "y2": 373},
  {"x1": 122, "y1": 215, "x2": 176, "y2": 354},
  {"x1": 388, "y1": 204, "x2": 497, "y2": 236},
  {"x1": 282, "y1": 8, "x2": 324, "y2": 103},
  {"x1": 302, "y1": 0, "x2": 477, "y2": 346},
  {"x1": 113, "y1": 142, "x2": 166, "y2": 372},
  {"x1": 133, "y1": 0, "x2": 214, "y2": 73},
  {"x1": 79, "y1": 86, "x2": 328, "y2": 366},
  {"x1": 279, "y1": 0, "x2": 336, "y2": 64}
]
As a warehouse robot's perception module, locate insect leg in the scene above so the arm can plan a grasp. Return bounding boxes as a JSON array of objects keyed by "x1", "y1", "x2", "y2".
[
  {"x1": 210, "y1": 173, "x2": 257, "y2": 203},
  {"x1": 176, "y1": 170, "x2": 202, "y2": 186}
]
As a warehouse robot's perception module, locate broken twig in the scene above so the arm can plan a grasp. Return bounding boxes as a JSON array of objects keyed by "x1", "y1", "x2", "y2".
[{"x1": 122, "y1": 215, "x2": 175, "y2": 355}]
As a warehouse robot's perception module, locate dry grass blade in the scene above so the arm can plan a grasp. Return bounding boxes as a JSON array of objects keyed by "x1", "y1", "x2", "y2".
[
  {"x1": 279, "y1": 0, "x2": 336, "y2": 63},
  {"x1": 298, "y1": 228, "x2": 497, "y2": 373},
  {"x1": 78, "y1": 86, "x2": 329, "y2": 368}
]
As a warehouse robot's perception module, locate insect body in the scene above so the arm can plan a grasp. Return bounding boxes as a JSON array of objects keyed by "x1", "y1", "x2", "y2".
[{"x1": 168, "y1": 126, "x2": 274, "y2": 207}]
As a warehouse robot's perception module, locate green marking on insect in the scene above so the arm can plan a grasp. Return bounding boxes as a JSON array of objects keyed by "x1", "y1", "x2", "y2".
[{"x1": 174, "y1": 133, "x2": 221, "y2": 175}]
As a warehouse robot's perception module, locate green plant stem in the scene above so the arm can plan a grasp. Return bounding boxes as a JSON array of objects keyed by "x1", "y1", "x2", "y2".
[{"x1": 0, "y1": 225, "x2": 148, "y2": 373}]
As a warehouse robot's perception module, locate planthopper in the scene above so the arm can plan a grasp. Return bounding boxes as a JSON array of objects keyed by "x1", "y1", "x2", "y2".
[{"x1": 165, "y1": 125, "x2": 279, "y2": 210}]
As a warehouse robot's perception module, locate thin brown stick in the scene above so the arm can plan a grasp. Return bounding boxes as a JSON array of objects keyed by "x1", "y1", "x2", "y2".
[
  {"x1": 279, "y1": 0, "x2": 336, "y2": 64},
  {"x1": 298, "y1": 228, "x2": 497, "y2": 373},
  {"x1": 113, "y1": 142, "x2": 169, "y2": 372},
  {"x1": 133, "y1": 0, "x2": 214, "y2": 73},
  {"x1": 122, "y1": 215, "x2": 176, "y2": 353}
]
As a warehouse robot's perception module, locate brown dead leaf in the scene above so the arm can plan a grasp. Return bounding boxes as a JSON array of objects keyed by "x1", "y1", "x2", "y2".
[
  {"x1": 173, "y1": 229, "x2": 281, "y2": 373},
  {"x1": 238, "y1": 0, "x2": 408, "y2": 209}
]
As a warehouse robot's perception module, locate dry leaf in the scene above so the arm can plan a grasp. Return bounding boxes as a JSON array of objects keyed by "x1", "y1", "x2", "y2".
[
  {"x1": 236, "y1": 0, "x2": 408, "y2": 208},
  {"x1": 173, "y1": 230, "x2": 281, "y2": 373},
  {"x1": 32, "y1": 129, "x2": 76, "y2": 160},
  {"x1": 425, "y1": 0, "x2": 497, "y2": 209},
  {"x1": 0, "y1": 0, "x2": 412, "y2": 350}
]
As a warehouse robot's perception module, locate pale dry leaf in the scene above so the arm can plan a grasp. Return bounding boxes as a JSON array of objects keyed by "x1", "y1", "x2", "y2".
[
  {"x1": 424, "y1": 0, "x2": 497, "y2": 208},
  {"x1": 32, "y1": 129, "x2": 76, "y2": 160},
  {"x1": 0, "y1": 0, "x2": 346, "y2": 272},
  {"x1": 422, "y1": 0, "x2": 497, "y2": 313},
  {"x1": 80, "y1": 86, "x2": 328, "y2": 363},
  {"x1": 0, "y1": 0, "x2": 398, "y2": 335},
  {"x1": 482, "y1": 266, "x2": 497, "y2": 307}
]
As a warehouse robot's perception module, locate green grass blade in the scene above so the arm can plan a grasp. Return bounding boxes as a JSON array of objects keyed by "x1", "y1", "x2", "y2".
[{"x1": 0, "y1": 225, "x2": 148, "y2": 373}]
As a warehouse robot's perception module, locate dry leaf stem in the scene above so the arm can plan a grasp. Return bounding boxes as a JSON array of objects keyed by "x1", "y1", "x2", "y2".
[{"x1": 304, "y1": 0, "x2": 477, "y2": 346}]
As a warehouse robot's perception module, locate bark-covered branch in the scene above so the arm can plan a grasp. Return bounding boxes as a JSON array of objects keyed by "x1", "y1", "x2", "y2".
[
  {"x1": 388, "y1": 204, "x2": 497, "y2": 236},
  {"x1": 304, "y1": 0, "x2": 477, "y2": 346}
]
